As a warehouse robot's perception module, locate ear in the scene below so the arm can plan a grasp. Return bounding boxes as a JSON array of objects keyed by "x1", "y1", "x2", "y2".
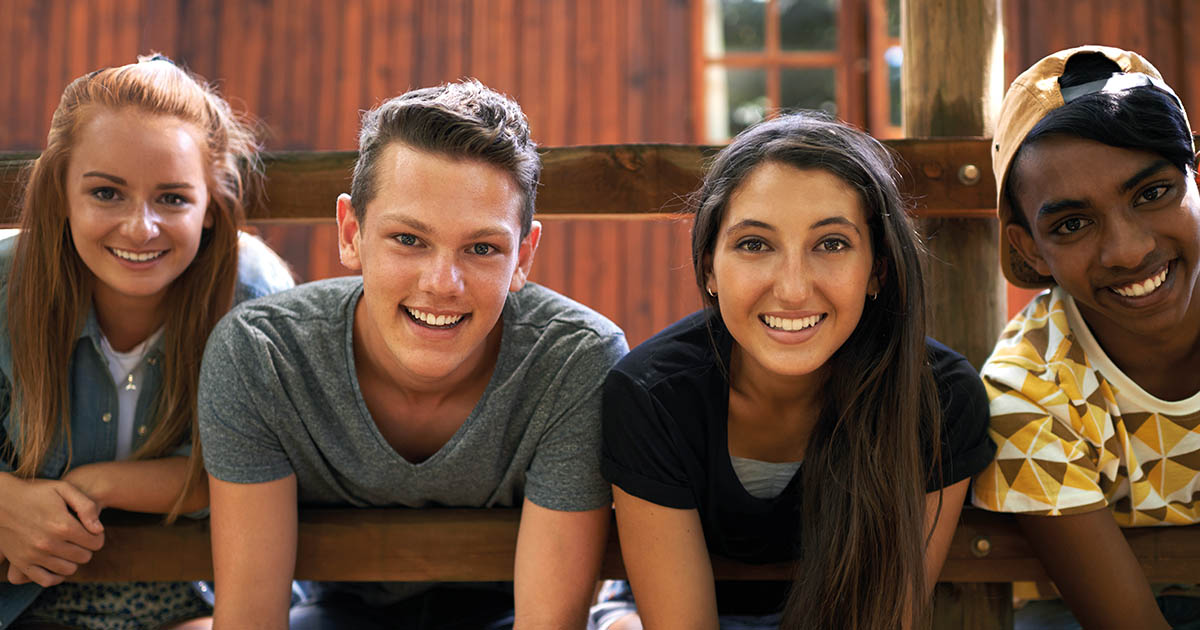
[
  {"x1": 702, "y1": 254, "x2": 717, "y2": 297},
  {"x1": 509, "y1": 220, "x2": 542, "y2": 292},
  {"x1": 1005, "y1": 222, "x2": 1052, "y2": 277},
  {"x1": 336, "y1": 193, "x2": 364, "y2": 272},
  {"x1": 867, "y1": 257, "x2": 887, "y2": 296},
  {"x1": 203, "y1": 205, "x2": 214, "y2": 229}
]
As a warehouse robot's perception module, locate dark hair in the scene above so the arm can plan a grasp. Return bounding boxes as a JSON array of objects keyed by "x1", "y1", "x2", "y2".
[
  {"x1": 1005, "y1": 52, "x2": 1195, "y2": 229},
  {"x1": 690, "y1": 112, "x2": 942, "y2": 630},
  {"x1": 349, "y1": 79, "x2": 539, "y2": 236}
]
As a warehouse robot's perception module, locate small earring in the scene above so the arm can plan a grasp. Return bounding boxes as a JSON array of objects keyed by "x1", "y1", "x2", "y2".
[
  {"x1": 869, "y1": 292, "x2": 878, "y2": 301},
  {"x1": 707, "y1": 287, "x2": 717, "y2": 298}
]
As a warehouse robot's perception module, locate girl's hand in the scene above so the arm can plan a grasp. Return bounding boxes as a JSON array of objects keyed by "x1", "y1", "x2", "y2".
[{"x1": 0, "y1": 473, "x2": 105, "y2": 587}]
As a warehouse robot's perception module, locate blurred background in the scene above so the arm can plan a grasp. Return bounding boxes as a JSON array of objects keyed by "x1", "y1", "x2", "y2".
[{"x1": 1, "y1": 0, "x2": 1195, "y2": 345}]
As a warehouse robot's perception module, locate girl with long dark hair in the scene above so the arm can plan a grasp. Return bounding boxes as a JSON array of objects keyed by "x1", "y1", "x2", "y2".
[
  {"x1": 0, "y1": 55, "x2": 292, "y2": 629},
  {"x1": 596, "y1": 112, "x2": 993, "y2": 630}
]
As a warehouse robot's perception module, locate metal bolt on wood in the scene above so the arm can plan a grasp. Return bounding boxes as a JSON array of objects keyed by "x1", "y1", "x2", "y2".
[
  {"x1": 958, "y1": 163, "x2": 981, "y2": 185},
  {"x1": 970, "y1": 535, "x2": 992, "y2": 557}
]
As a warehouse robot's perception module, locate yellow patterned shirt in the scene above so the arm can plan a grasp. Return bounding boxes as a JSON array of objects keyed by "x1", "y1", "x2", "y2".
[{"x1": 971, "y1": 287, "x2": 1200, "y2": 526}]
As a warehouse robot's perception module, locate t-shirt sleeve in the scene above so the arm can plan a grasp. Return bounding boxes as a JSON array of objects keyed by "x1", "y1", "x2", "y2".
[
  {"x1": 600, "y1": 369, "x2": 697, "y2": 509},
  {"x1": 198, "y1": 310, "x2": 295, "y2": 484},
  {"x1": 970, "y1": 362, "x2": 1108, "y2": 515},
  {"x1": 928, "y1": 350, "x2": 995, "y2": 492},
  {"x1": 522, "y1": 332, "x2": 629, "y2": 512}
]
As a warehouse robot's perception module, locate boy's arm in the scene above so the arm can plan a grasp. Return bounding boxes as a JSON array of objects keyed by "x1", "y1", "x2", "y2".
[
  {"x1": 209, "y1": 473, "x2": 297, "y2": 630},
  {"x1": 1016, "y1": 510, "x2": 1168, "y2": 630},
  {"x1": 513, "y1": 498, "x2": 610, "y2": 628}
]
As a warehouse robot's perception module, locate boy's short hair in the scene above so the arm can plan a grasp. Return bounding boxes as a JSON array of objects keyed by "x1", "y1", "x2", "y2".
[{"x1": 349, "y1": 79, "x2": 540, "y2": 236}]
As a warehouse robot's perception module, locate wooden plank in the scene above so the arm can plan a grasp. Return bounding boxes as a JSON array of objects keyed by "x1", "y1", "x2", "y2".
[
  {"x1": 24, "y1": 507, "x2": 1200, "y2": 584},
  {"x1": 0, "y1": 139, "x2": 1003, "y2": 222}
]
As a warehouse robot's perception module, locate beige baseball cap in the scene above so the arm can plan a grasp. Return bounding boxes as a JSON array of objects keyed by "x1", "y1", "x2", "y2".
[{"x1": 992, "y1": 45, "x2": 1192, "y2": 288}]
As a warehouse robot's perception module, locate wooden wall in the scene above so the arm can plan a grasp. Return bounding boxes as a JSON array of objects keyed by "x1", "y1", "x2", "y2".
[
  {"x1": 0, "y1": 0, "x2": 699, "y2": 345},
  {"x1": 5, "y1": 0, "x2": 1200, "y2": 342}
]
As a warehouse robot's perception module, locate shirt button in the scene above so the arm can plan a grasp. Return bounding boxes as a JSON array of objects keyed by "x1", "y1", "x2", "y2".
[
  {"x1": 101, "y1": 412, "x2": 112, "y2": 423},
  {"x1": 137, "y1": 425, "x2": 147, "y2": 436},
  {"x1": 148, "y1": 357, "x2": 158, "y2": 366}
]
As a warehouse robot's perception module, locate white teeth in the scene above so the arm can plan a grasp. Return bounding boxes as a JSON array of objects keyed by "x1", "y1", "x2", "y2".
[
  {"x1": 763, "y1": 314, "x2": 821, "y2": 331},
  {"x1": 406, "y1": 307, "x2": 464, "y2": 327},
  {"x1": 110, "y1": 247, "x2": 165, "y2": 262},
  {"x1": 1112, "y1": 266, "x2": 1168, "y2": 298}
]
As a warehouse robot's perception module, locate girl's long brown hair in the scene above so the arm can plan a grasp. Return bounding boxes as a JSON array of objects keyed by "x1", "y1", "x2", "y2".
[
  {"x1": 690, "y1": 113, "x2": 942, "y2": 630},
  {"x1": 6, "y1": 56, "x2": 261, "y2": 521}
]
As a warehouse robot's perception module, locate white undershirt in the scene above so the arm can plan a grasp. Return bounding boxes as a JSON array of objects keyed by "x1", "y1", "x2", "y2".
[
  {"x1": 99, "y1": 328, "x2": 164, "y2": 460},
  {"x1": 730, "y1": 454, "x2": 802, "y2": 499}
]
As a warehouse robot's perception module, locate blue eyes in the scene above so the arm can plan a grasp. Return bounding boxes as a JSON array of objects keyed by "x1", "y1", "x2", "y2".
[{"x1": 394, "y1": 234, "x2": 497, "y2": 256}]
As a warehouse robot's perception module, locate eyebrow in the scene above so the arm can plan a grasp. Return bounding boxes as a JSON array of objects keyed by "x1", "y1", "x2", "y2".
[
  {"x1": 1036, "y1": 159, "x2": 1174, "y2": 220},
  {"x1": 811, "y1": 216, "x2": 862, "y2": 235},
  {"x1": 378, "y1": 213, "x2": 512, "y2": 240},
  {"x1": 81, "y1": 171, "x2": 194, "y2": 190},
  {"x1": 724, "y1": 216, "x2": 862, "y2": 236},
  {"x1": 1119, "y1": 159, "x2": 1172, "y2": 193},
  {"x1": 724, "y1": 218, "x2": 774, "y2": 235}
]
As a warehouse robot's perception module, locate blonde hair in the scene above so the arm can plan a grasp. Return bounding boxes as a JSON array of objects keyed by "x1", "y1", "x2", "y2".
[{"x1": 5, "y1": 55, "x2": 261, "y2": 521}]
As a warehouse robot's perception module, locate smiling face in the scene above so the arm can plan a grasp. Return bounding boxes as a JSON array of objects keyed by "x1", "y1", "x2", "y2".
[
  {"x1": 708, "y1": 162, "x2": 879, "y2": 381},
  {"x1": 337, "y1": 143, "x2": 541, "y2": 388},
  {"x1": 1007, "y1": 136, "x2": 1200, "y2": 345},
  {"x1": 65, "y1": 108, "x2": 212, "y2": 315}
]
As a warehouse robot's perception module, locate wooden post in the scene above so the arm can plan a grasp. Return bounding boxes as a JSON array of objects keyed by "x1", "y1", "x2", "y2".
[
  {"x1": 901, "y1": 0, "x2": 1005, "y2": 369},
  {"x1": 901, "y1": 0, "x2": 1011, "y2": 628}
]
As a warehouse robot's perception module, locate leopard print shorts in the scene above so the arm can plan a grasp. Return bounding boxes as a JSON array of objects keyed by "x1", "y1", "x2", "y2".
[{"x1": 17, "y1": 581, "x2": 210, "y2": 630}]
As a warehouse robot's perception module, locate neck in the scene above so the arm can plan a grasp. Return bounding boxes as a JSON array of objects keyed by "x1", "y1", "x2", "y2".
[
  {"x1": 1077, "y1": 294, "x2": 1200, "y2": 401},
  {"x1": 92, "y1": 286, "x2": 167, "y2": 352},
  {"x1": 729, "y1": 344, "x2": 828, "y2": 414}
]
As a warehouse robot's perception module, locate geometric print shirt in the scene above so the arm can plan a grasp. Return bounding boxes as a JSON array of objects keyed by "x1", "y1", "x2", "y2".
[{"x1": 971, "y1": 287, "x2": 1200, "y2": 526}]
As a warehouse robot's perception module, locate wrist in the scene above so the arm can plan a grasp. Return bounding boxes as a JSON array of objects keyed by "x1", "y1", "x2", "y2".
[{"x1": 63, "y1": 465, "x2": 110, "y2": 510}]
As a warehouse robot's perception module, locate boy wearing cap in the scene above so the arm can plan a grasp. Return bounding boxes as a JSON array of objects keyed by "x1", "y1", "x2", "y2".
[
  {"x1": 972, "y1": 46, "x2": 1200, "y2": 628},
  {"x1": 197, "y1": 80, "x2": 628, "y2": 629}
]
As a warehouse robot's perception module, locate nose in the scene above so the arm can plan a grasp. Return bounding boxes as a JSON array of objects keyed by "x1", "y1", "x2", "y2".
[
  {"x1": 772, "y1": 252, "x2": 812, "y2": 304},
  {"x1": 1099, "y1": 209, "x2": 1156, "y2": 271},
  {"x1": 121, "y1": 202, "x2": 161, "y2": 243},
  {"x1": 418, "y1": 250, "x2": 464, "y2": 296}
]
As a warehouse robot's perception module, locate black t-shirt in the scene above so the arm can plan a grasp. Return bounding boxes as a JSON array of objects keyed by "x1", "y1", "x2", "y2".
[{"x1": 601, "y1": 310, "x2": 994, "y2": 568}]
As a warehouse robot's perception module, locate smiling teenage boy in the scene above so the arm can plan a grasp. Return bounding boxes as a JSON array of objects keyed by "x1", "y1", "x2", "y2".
[
  {"x1": 197, "y1": 80, "x2": 628, "y2": 629},
  {"x1": 972, "y1": 46, "x2": 1200, "y2": 629}
]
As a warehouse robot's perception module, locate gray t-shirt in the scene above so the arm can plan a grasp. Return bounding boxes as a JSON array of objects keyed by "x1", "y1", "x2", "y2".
[{"x1": 198, "y1": 277, "x2": 627, "y2": 513}]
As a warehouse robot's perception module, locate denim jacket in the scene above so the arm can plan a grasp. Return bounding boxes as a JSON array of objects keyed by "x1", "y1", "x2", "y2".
[{"x1": 0, "y1": 233, "x2": 294, "y2": 628}]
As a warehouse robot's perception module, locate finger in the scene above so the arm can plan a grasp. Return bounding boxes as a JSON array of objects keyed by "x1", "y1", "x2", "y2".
[
  {"x1": 21, "y1": 547, "x2": 81, "y2": 578},
  {"x1": 38, "y1": 538, "x2": 95, "y2": 566},
  {"x1": 56, "y1": 483, "x2": 104, "y2": 534},
  {"x1": 13, "y1": 563, "x2": 66, "y2": 588}
]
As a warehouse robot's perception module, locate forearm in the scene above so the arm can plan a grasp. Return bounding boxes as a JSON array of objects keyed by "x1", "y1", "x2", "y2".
[
  {"x1": 64, "y1": 456, "x2": 207, "y2": 514},
  {"x1": 1016, "y1": 511, "x2": 1169, "y2": 630},
  {"x1": 210, "y1": 474, "x2": 297, "y2": 630},
  {"x1": 513, "y1": 500, "x2": 610, "y2": 629}
]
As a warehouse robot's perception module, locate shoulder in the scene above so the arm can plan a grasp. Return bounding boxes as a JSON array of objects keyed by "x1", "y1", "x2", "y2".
[
  {"x1": 213, "y1": 277, "x2": 361, "y2": 349},
  {"x1": 982, "y1": 288, "x2": 1077, "y2": 377},
  {"x1": 234, "y1": 231, "x2": 297, "y2": 303},
  {"x1": 504, "y1": 283, "x2": 628, "y2": 363},
  {"x1": 603, "y1": 310, "x2": 725, "y2": 427},
  {"x1": 925, "y1": 337, "x2": 989, "y2": 421},
  {"x1": 611, "y1": 310, "x2": 722, "y2": 392}
]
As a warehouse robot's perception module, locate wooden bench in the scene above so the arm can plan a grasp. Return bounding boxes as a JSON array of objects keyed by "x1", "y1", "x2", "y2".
[{"x1": 3, "y1": 140, "x2": 1194, "y2": 629}]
